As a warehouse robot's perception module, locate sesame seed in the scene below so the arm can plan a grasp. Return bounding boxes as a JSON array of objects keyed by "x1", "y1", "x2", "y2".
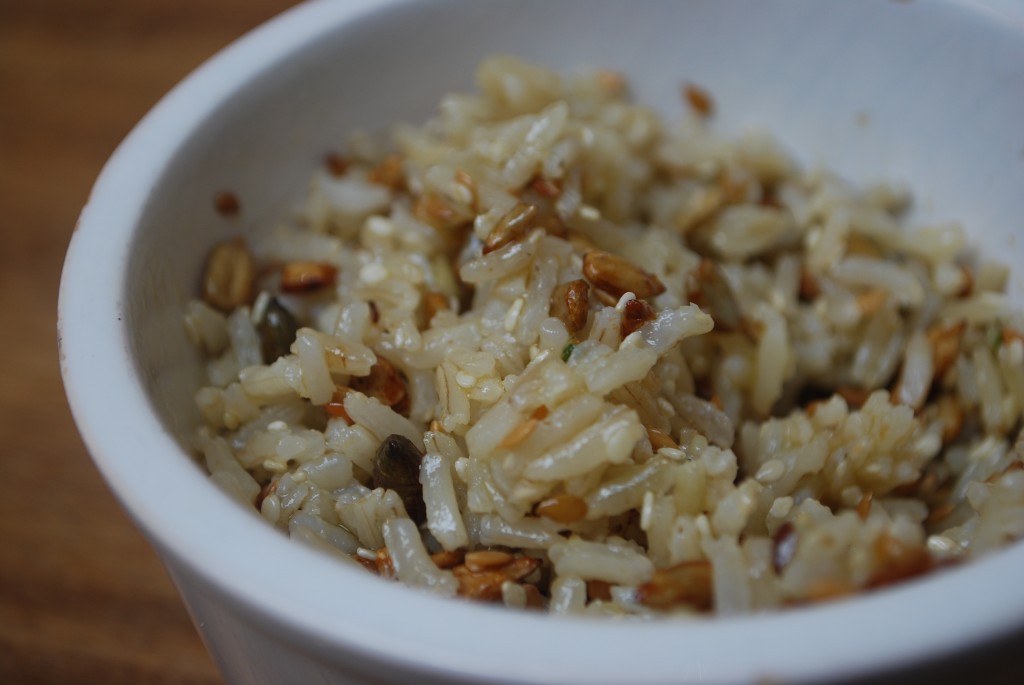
[
  {"x1": 768, "y1": 496, "x2": 794, "y2": 519},
  {"x1": 473, "y1": 378, "x2": 503, "y2": 401},
  {"x1": 504, "y1": 297, "x2": 525, "y2": 331},
  {"x1": 658, "y1": 447, "x2": 687, "y2": 461},
  {"x1": 365, "y1": 215, "x2": 394, "y2": 236},
  {"x1": 926, "y1": 535, "x2": 955, "y2": 554},
  {"x1": 755, "y1": 459, "x2": 785, "y2": 483},
  {"x1": 640, "y1": 491, "x2": 655, "y2": 530},
  {"x1": 619, "y1": 331, "x2": 644, "y2": 349},
  {"x1": 360, "y1": 262, "x2": 389, "y2": 284},
  {"x1": 695, "y1": 514, "x2": 712, "y2": 538}
]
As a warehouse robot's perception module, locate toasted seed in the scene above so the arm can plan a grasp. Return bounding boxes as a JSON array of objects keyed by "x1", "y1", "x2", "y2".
[
  {"x1": 772, "y1": 522, "x2": 798, "y2": 573},
  {"x1": 453, "y1": 567, "x2": 507, "y2": 601},
  {"x1": 325, "y1": 152, "x2": 350, "y2": 176},
  {"x1": 429, "y1": 419, "x2": 445, "y2": 433},
  {"x1": 350, "y1": 357, "x2": 408, "y2": 413},
  {"x1": 799, "y1": 267, "x2": 822, "y2": 301},
  {"x1": 464, "y1": 550, "x2": 514, "y2": 572},
  {"x1": 214, "y1": 191, "x2": 241, "y2": 216},
  {"x1": 454, "y1": 169, "x2": 478, "y2": 210},
  {"x1": 423, "y1": 291, "x2": 450, "y2": 326},
  {"x1": 203, "y1": 237, "x2": 255, "y2": 312},
  {"x1": 368, "y1": 153, "x2": 404, "y2": 189},
  {"x1": 957, "y1": 265, "x2": 975, "y2": 298},
  {"x1": 483, "y1": 202, "x2": 538, "y2": 254},
  {"x1": 636, "y1": 560, "x2": 713, "y2": 610},
  {"x1": 498, "y1": 418, "x2": 539, "y2": 450},
  {"x1": 856, "y1": 491, "x2": 873, "y2": 521},
  {"x1": 430, "y1": 549, "x2": 466, "y2": 570},
  {"x1": 856, "y1": 287, "x2": 888, "y2": 316},
  {"x1": 683, "y1": 83, "x2": 714, "y2": 117},
  {"x1": 530, "y1": 405, "x2": 550, "y2": 420},
  {"x1": 583, "y1": 249, "x2": 666, "y2": 299},
  {"x1": 928, "y1": 320, "x2": 966, "y2": 378},
  {"x1": 646, "y1": 427, "x2": 678, "y2": 451},
  {"x1": 550, "y1": 279, "x2": 590, "y2": 333},
  {"x1": 500, "y1": 555, "x2": 542, "y2": 582},
  {"x1": 373, "y1": 434, "x2": 425, "y2": 524},
  {"x1": 256, "y1": 297, "x2": 299, "y2": 363},
  {"x1": 530, "y1": 176, "x2": 562, "y2": 199},
  {"x1": 586, "y1": 579, "x2": 613, "y2": 602},
  {"x1": 836, "y1": 386, "x2": 872, "y2": 409},
  {"x1": 534, "y1": 493, "x2": 588, "y2": 524},
  {"x1": 375, "y1": 548, "x2": 396, "y2": 579},
  {"x1": 453, "y1": 555, "x2": 540, "y2": 602},
  {"x1": 280, "y1": 261, "x2": 338, "y2": 293},
  {"x1": 867, "y1": 533, "x2": 933, "y2": 589},
  {"x1": 620, "y1": 297, "x2": 656, "y2": 338},
  {"x1": 937, "y1": 394, "x2": 964, "y2": 444}
]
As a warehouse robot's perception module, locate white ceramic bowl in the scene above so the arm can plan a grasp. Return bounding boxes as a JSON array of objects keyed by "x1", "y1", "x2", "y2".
[{"x1": 60, "y1": 1, "x2": 1024, "y2": 683}]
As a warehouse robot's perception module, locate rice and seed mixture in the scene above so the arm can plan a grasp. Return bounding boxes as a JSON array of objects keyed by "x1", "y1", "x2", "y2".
[{"x1": 186, "y1": 57, "x2": 1024, "y2": 615}]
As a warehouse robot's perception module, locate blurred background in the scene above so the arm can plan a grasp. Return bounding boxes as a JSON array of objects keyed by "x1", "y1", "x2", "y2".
[{"x1": 0, "y1": 2, "x2": 294, "y2": 682}]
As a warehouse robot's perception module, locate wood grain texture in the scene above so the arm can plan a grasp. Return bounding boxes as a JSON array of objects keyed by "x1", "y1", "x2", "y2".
[{"x1": 0, "y1": 2, "x2": 295, "y2": 683}]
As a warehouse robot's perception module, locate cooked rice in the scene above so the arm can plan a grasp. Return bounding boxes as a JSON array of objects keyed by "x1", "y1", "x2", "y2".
[{"x1": 186, "y1": 56, "x2": 1024, "y2": 615}]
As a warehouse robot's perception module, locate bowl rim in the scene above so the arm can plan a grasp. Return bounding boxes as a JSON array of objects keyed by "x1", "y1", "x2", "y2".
[{"x1": 59, "y1": 0, "x2": 1024, "y2": 683}]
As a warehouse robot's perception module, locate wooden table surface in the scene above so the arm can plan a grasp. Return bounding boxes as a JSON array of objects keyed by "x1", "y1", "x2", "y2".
[{"x1": 0, "y1": 2, "x2": 294, "y2": 682}]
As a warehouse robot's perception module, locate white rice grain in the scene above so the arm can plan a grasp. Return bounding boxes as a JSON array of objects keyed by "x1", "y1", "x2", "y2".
[
  {"x1": 420, "y1": 452, "x2": 469, "y2": 551},
  {"x1": 382, "y1": 518, "x2": 458, "y2": 597},
  {"x1": 548, "y1": 537, "x2": 654, "y2": 586}
]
